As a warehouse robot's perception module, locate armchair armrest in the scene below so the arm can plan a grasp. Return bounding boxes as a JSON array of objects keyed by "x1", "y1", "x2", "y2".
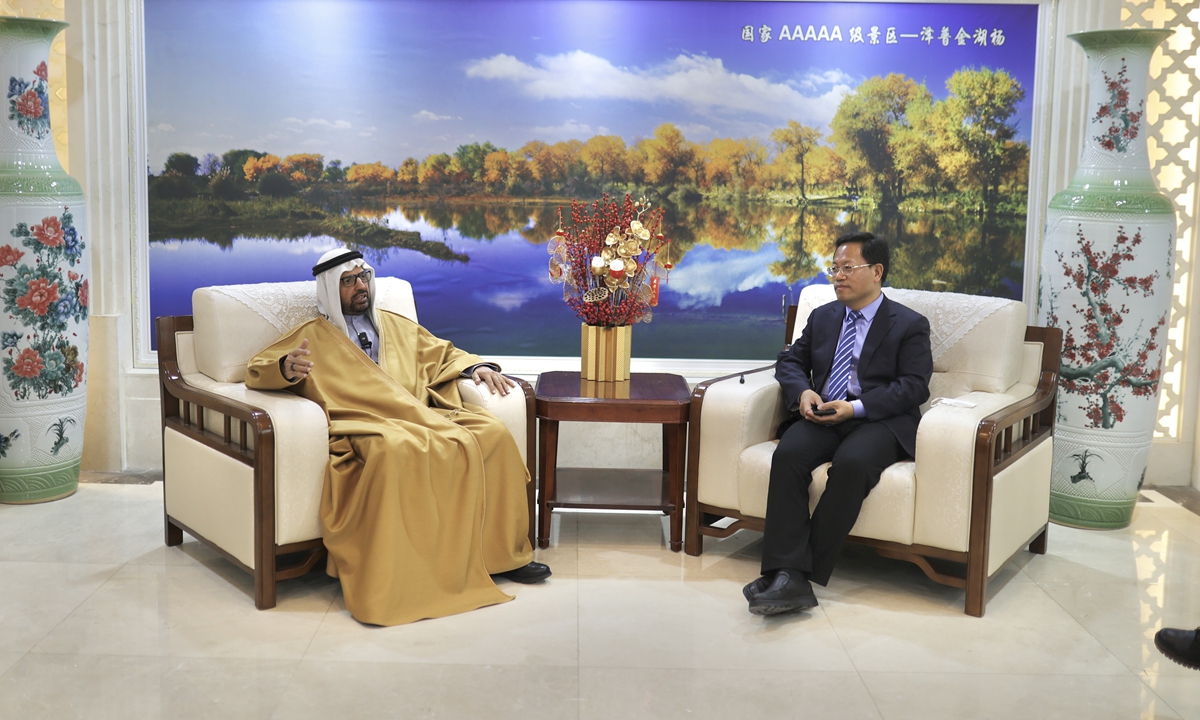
[
  {"x1": 457, "y1": 376, "x2": 535, "y2": 467},
  {"x1": 913, "y1": 392, "x2": 1025, "y2": 552},
  {"x1": 913, "y1": 368, "x2": 1058, "y2": 553},
  {"x1": 689, "y1": 366, "x2": 787, "y2": 510}
]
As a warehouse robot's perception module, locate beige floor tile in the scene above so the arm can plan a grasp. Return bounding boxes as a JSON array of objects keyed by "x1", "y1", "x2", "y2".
[
  {"x1": 821, "y1": 580, "x2": 1129, "y2": 675},
  {"x1": 580, "y1": 667, "x2": 883, "y2": 719},
  {"x1": 0, "y1": 561, "x2": 119, "y2": 652},
  {"x1": 0, "y1": 653, "x2": 296, "y2": 720},
  {"x1": 1142, "y1": 506, "x2": 1200, "y2": 546},
  {"x1": 1040, "y1": 579, "x2": 1200, "y2": 676},
  {"x1": 270, "y1": 660, "x2": 580, "y2": 720},
  {"x1": 810, "y1": 542, "x2": 1032, "y2": 619},
  {"x1": 1141, "y1": 674, "x2": 1200, "y2": 720},
  {"x1": 1021, "y1": 516, "x2": 1200, "y2": 586},
  {"x1": 32, "y1": 562, "x2": 338, "y2": 659},
  {"x1": 0, "y1": 651, "x2": 23, "y2": 678},
  {"x1": 535, "y1": 543, "x2": 580, "y2": 576},
  {"x1": 861, "y1": 672, "x2": 1181, "y2": 720},
  {"x1": 0, "y1": 484, "x2": 164, "y2": 565},
  {"x1": 542, "y1": 510, "x2": 580, "y2": 545},
  {"x1": 129, "y1": 536, "x2": 230, "y2": 567},
  {"x1": 304, "y1": 577, "x2": 577, "y2": 666},
  {"x1": 574, "y1": 513, "x2": 684, "y2": 578},
  {"x1": 578, "y1": 577, "x2": 856, "y2": 671}
]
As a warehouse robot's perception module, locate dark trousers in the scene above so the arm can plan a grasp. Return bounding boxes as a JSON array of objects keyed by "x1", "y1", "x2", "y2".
[{"x1": 761, "y1": 417, "x2": 905, "y2": 586}]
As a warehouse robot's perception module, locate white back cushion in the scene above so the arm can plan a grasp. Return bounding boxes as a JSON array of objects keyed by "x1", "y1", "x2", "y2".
[
  {"x1": 791, "y1": 285, "x2": 1026, "y2": 395},
  {"x1": 192, "y1": 277, "x2": 417, "y2": 383}
]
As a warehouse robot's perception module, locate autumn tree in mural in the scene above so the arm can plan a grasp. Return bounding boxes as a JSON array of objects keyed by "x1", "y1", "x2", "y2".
[
  {"x1": 932, "y1": 67, "x2": 1027, "y2": 209},
  {"x1": 771, "y1": 121, "x2": 822, "y2": 199},
  {"x1": 830, "y1": 73, "x2": 932, "y2": 208},
  {"x1": 1048, "y1": 225, "x2": 1165, "y2": 429}
]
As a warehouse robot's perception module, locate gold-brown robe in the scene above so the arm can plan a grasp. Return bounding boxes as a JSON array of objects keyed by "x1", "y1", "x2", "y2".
[{"x1": 246, "y1": 310, "x2": 533, "y2": 626}]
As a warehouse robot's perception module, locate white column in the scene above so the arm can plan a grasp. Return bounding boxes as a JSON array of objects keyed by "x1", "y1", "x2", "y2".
[{"x1": 68, "y1": 0, "x2": 160, "y2": 471}]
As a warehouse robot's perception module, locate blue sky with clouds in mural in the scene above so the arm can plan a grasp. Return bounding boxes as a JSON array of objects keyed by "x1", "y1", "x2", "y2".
[{"x1": 145, "y1": 0, "x2": 1039, "y2": 171}]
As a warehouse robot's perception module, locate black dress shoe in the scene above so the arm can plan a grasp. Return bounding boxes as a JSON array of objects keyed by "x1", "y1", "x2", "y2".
[
  {"x1": 493, "y1": 561, "x2": 551, "y2": 584},
  {"x1": 742, "y1": 575, "x2": 772, "y2": 602},
  {"x1": 748, "y1": 569, "x2": 818, "y2": 616},
  {"x1": 1155, "y1": 627, "x2": 1200, "y2": 670}
]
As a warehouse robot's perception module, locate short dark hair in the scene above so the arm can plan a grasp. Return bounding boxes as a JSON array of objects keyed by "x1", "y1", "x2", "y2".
[{"x1": 834, "y1": 231, "x2": 889, "y2": 282}]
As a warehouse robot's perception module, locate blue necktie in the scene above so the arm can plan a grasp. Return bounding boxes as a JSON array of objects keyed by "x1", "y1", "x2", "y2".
[{"x1": 825, "y1": 310, "x2": 864, "y2": 402}]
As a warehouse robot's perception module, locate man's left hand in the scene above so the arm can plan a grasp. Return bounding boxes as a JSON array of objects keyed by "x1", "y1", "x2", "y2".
[
  {"x1": 811, "y1": 399, "x2": 855, "y2": 425},
  {"x1": 473, "y1": 367, "x2": 516, "y2": 396}
]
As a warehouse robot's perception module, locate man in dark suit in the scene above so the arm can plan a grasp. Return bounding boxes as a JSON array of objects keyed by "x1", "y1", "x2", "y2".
[{"x1": 745, "y1": 232, "x2": 932, "y2": 615}]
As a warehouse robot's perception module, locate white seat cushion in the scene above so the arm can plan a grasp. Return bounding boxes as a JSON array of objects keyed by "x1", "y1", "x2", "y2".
[{"x1": 736, "y1": 441, "x2": 916, "y2": 545}]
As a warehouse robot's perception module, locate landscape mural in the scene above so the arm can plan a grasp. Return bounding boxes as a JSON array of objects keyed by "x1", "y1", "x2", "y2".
[{"x1": 146, "y1": 0, "x2": 1041, "y2": 359}]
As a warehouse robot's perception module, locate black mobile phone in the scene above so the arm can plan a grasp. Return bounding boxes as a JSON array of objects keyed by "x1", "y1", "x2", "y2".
[{"x1": 812, "y1": 407, "x2": 837, "y2": 416}]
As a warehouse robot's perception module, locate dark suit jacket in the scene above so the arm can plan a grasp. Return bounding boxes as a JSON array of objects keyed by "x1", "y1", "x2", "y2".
[{"x1": 776, "y1": 293, "x2": 933, "y2": 457}]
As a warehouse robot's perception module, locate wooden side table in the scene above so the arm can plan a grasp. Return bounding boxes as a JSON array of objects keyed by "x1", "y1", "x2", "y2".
[{"x1": 534, "y1": 371, "x2": 690, "y2": 551}]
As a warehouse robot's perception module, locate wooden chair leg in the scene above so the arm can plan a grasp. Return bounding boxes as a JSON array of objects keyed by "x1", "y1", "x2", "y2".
[
  {"x1": 964, "y1": 558, "x2": 987, "y2": 618},
  {"x1": 1029, "y1": 526, "x2": 1048, "y2": 555},
  {"x1": 684, "y1": 504, "x2": 703, "y2": 556},
  {"x1": 165, "y1": 516, "x2": 183, "y2": 546},
  {"x1": 255, "y1": 554, "x2": 278, "y2": 610}
]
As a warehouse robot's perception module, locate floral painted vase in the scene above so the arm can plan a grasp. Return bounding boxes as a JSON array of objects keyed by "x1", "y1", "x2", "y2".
[
  {"x1": 1037, "y1": 29, "x2": 1174, "y2": 529},
  {"x1": 0, "y1": 18, "x2": 88, "y2": 504}
]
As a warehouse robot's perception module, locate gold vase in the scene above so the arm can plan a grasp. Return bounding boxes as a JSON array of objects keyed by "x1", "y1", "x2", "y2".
[{"x1": 580, "y1": 324, "x2": 631, "y2": 382}]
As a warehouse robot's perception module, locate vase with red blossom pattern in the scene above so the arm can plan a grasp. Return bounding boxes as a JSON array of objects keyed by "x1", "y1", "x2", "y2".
[
  {"x1": 1036, "y1": 29, "x2": 1174, "y2": 529},
  {"x1": 0, "y1": 17, "x2": 88, "y2": 504}
]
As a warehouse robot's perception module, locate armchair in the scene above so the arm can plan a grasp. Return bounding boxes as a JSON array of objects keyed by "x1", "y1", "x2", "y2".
[
  {"x1": 684, "y1": 286, "x2": 1061, "y2": 616},
  {"x1": 156, "y1": 278, "x2": 536, "y2": 610}
]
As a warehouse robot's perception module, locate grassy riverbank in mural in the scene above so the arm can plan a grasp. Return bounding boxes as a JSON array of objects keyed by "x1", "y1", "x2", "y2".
[{"x1": 145, "y1": 0, "x2": 1041, "y2": 358}]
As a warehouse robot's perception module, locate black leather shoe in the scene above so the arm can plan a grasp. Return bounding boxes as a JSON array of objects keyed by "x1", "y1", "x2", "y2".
[
  {"x1": 1155, "y1": 627, "x2": 1200, "y2": 670},
  {"x1": 493, "y1": 561, "x2": 551, "y2": 584},
  {"x1": 748, "y1": 569, "x2": 818, "y2": 616},
  {"x1": 742, "y1": 575, "x2": 772, "y2": 602}
]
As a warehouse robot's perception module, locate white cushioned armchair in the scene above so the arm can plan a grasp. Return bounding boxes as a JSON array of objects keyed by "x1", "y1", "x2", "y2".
[
  {"x1": 684, "y1": 286, "x2": 1061, "y2": 617},
  {"x1": 156, "y1": 278, "x2": 536, "y2": 610}
]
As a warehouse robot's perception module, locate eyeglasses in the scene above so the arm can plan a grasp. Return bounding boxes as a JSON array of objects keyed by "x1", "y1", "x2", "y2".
[
  {"x1": 825, "y1": 263, "x2": 875, "y2": 278},
  {"x1": 339, "y1": 269, "x2": 373, "y2": 288}
]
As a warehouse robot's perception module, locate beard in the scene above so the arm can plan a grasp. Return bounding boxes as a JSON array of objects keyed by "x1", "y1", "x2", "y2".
[{"x1": 342, "y1": 288, "x2": 370, "y2": 315}]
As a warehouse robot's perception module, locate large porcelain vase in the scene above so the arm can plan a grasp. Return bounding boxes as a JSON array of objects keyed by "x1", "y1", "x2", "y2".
[
  {"x1": 0, "y1": 18, "x2": 88, "y2": 504},
  {"x1": 1037, "y1": 29, "x2": 1174, "y2": 529}
]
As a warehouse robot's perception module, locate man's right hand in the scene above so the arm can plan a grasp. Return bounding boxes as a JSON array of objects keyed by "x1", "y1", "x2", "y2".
[
  {"x1": 799, "y1": 389, "x2": 825, "y2": 422},
  {"x1": 282, "y1": 339, "x2": 314, "y2": 382}
]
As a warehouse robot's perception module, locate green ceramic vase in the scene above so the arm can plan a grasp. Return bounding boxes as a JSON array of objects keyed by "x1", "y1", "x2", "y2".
[
  {"x1": 1037, "y1": 29, "x2": 1175, "y2": 528},
  {"x1": 0, "y1": 17, "x2": 88, "y2": 504}
]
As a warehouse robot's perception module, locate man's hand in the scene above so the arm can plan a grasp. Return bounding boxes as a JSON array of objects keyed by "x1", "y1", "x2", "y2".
[
  {"x1": 473, "y1": 366, "x2": 516, "y2": 396},
  {"x1": 800, "y1": 388, "x2": 853, "y2": 425},
  {"x1": 282, "y1": 339, "x2": 314, "y2": 382}
]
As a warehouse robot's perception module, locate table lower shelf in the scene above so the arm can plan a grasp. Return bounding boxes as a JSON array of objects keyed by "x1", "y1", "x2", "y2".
[{"x1": 545, "y1": 467, "x2": 674, "y2": 512}]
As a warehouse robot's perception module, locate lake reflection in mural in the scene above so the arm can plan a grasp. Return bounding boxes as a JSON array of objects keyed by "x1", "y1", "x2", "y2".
[{"x1": 148, "y1": 202, "x2": 1024, "y2": 358}]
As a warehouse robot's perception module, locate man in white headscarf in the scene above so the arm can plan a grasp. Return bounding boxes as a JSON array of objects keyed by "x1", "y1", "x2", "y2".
[{"x1": 245, "y1": 248, "x2": 548, "y2": 626}]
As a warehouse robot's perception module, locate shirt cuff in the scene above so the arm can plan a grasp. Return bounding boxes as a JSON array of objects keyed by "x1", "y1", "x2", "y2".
[
  {"x1": 460, "y1": 362, "x2": 501, "y2": 378},
  {"x1": 851, "y1": 399, "x2": 866, "y2": 418}
]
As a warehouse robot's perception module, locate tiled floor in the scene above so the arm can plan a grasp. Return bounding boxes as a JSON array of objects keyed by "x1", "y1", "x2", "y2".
[{"x1": 1, "y1": 482, "x2": 1198, "y2": 719}]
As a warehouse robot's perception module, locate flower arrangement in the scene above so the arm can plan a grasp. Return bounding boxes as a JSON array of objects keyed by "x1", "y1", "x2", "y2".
[{"x1": 547, "y1": 194, "x2": 672, "y2": 328}]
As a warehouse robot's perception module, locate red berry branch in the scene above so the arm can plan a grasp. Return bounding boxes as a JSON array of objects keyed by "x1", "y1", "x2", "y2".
[{"x1": 551, "y1": 193, "x2": 669, "y2": 327}]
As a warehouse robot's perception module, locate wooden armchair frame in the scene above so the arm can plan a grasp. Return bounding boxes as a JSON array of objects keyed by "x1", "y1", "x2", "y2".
[
  {"x1": 683, "y1": 323, "x2": 1062, "y2": 617},
  {"x1": 157, "y1": 315, "x2": 538, "y2": 610}
]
